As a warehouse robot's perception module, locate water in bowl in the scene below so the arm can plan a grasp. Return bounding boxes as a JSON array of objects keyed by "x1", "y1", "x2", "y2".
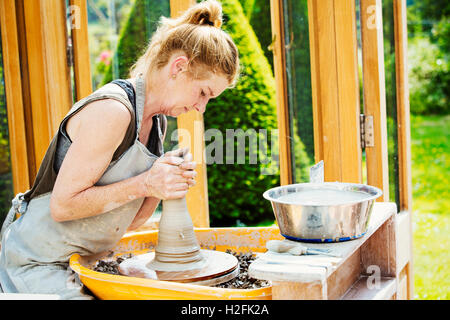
[{"x1": 277, "y1": 188, "x2": 369, "y2": 205}]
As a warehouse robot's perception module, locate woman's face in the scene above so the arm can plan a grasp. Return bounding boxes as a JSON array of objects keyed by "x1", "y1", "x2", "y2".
[
  {"x1": 166, "y1": 72, "x2": 229, "y2": 117},
  {"x1": 158, "y1": 56, "x2": 230, "y2": 117}
]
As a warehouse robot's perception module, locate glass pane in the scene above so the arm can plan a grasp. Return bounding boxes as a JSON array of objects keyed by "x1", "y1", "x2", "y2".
[
  {"x1": 202, "y1": 0, "x2": 280, "y2": 227},
  {"x1": 0, "y1": 27, "x2": 15, "y2": 226},
  {"x1": 355, "y1": 0, "x2": 367, "y2": 185},
  {"x1": 65, "y1": 0, "x2": 76, "y2": 105},
  {"x1": 283, "y1": 0, "x2": 315, "y2": 182},
  {"x1": 87, "y1": 0, "x2": 165, "y2": 88},
  {"x1": 383, "y1": 0, "x2": 400, "y2": 212},
  {"x1": 356, "y1": 0, "x2": 400, "y2": 211},
  {"x1": 85, "y1": 0, "x2": 177, "y2": 150},
  {"x1": 86, "y1": 0, "x2": 173, "y2": 217}
]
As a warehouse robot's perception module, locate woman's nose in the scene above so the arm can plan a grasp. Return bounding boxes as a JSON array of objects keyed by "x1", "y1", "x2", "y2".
[{"x1": 196, "y1": 99, "x2": 208, "y2": 114}]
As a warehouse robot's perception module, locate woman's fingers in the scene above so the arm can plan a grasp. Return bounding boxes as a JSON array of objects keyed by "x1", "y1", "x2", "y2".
[
  {"x1": 160, "y1": 156, "x2": 184, "y2": 166},
  {"x1": 179, "y1": 161, "x2": 196, "y2": 170},
  {"x1": 173, "y1": 182, "x2": 189, "y2": 191},
  {"x1": 183, "y1": 152, "x2": 193, "y2": 162},
  {"x1": 187, "y1": 178, "x2": 196, "y2": 187},
  {"x1": 144, "y1": 148, "x2": 197, "y2": 200},
  {"x1": 164, "y1": 147, "x2": 188, "y2": 157},
  {"x1": 181, "y1": 170, "x2": 197, "y2": 179}
]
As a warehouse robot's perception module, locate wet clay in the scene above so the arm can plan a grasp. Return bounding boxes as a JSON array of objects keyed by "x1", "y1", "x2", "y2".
[
  {"x1": 118, "y1": 250, "x2": 238, "y2": 285},
  {"x1": 147, "y1": 198, "x2": 206, "y2": 271},
  {"x1": 117, "y1": 197, "x2": 239, "y2": 285}
]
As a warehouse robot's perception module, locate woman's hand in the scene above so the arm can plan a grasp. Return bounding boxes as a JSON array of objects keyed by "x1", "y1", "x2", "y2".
[{"x1": 142, "y1": 148, "x2": 197, "y2": 200}]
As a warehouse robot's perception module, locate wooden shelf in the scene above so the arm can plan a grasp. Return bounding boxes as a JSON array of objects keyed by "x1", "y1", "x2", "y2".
[{"x1": 249, "y1": 202, "x2": 396, "y2": 282}]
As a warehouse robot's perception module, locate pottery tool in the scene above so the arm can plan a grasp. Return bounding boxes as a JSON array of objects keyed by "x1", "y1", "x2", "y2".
[
  {"x1": 119, "y1": 150, "x2": 238, "y2": 286},
  {"x1": 266, "y1": 239, "x2": 339, "y2": 257},
  {"x1": 309, "y1": 160, "x2": 324, "y2": 184}
]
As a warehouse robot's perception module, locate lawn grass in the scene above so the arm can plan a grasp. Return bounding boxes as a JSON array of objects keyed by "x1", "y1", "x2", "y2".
[{"x1": 410, "y1": 114, "x2": 450, "y2": 300}]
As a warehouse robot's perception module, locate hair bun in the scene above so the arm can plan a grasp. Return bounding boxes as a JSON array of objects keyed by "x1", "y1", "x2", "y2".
[{"x1": 187, "y1": 0, "x2": 223, "y2": 28}]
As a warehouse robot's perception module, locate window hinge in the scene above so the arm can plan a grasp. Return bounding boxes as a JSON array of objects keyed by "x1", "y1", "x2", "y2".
[{"x1": 360, "y1": 114, "x2": 374, "y2": 149}]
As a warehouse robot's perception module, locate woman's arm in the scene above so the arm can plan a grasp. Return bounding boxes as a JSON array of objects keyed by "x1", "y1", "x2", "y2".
[
  {"x1": 125, "y1": 121, "x2": 197, "y2": 231},
  {"x1": 126, "y1": 115, "x2": 169, "y2": 232},
  {"x1": 49, "y1": 99, "x2": 193, "y2": 222},
  {"x1": 126, "y1": 196, "x2": 160, "y2": 231},
  {"x1": 50, "y1": 99, "x2": 144, "y2": 222}
]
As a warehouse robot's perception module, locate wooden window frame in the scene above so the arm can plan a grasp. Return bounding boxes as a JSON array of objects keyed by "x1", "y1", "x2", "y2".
[
  {"x1": 70, "y1": 0, "x2": 93, "y2": 101},
  {"x1": 169, "y1": 0, "x2": 210, "y2": 228},
  {"x1": 360, "y1": 0, "x2": 390, "y2": 202},
  {"x1": 0, "y1": 0, "x2": 31, "y2": 194},
  {"x1": 1, "y1": 0, "x2": 72, "y2": 190},
  {"x1": 1, "y1": 0, "x2": 73, "y2": 184},
  {"x1": 307, "y1": 0, "x2": 362, "y2": 184},
  {"x1": 270, "y1": 0, "x2": 414, "y2": 299},
  {"x1": 269, "y1": 0, "x2": 292, "y2": 186},
  {"x1": 1, "y1": 0, "x2": 414, "y2": 299},
  {"x1": 393, "y1": 0, "x2": 413, "y2": 300},
  {"x1": 22, "y1": 0, "x2": 72, "y2": 172},
  {"x1": 271, "y1": 0, "x2": 362, "y2": 185}
]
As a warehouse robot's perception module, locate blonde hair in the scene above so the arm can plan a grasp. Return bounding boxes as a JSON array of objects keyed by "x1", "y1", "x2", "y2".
[{"x1": 130, "y1": 0, "x2": 240, "y2": 87}]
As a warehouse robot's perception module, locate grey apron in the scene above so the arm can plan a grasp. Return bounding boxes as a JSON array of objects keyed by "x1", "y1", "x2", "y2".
[{"x1": 0, "y1": 75, "x2": 161, "y2": 299}]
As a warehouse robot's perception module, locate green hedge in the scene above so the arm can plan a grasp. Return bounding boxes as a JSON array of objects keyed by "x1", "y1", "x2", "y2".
[
  {"x1": 407, "y1": 0, "x2": 449, "y2": 115},
  {"x1": 238, "y1": 0, "x2": 274, "y2": 70},
  {"x1": 203, "y1": 0, "x2": 310, "y2": 225},
  {"x1": 101, "y1": 0, "x2": 169, "y2": 84},
  {"x1": 408, "y1": 36, "x2": 449, "y2": 115},
  {"x1": 241, "y1": 0, "x2": 315, "y2": 167},
  {"x1": 203, "y1": 0, "x2": 279, "y2": 226}
]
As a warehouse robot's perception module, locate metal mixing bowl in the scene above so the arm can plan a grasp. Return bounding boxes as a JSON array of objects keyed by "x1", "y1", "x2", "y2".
[{"x1": 263, "y1": 182, "x2": 383, "y2": 242}]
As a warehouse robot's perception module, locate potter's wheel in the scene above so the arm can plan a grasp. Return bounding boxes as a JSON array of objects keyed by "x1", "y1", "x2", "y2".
[
  {"x1": 118, "y1": 249, "x2": 239, "y2": 286},
  {"x1": 117, "y1": 194, "x2": 240, "y2": 286}
]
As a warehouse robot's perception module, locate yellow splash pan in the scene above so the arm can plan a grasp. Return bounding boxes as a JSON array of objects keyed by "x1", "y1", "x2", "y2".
[{"x1": 70, "y1": 226, "x2": 283, "y2": 300}]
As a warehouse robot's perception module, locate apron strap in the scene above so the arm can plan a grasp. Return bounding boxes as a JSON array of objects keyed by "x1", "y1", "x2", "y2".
[
  {"x1": 23, "y1": 85, "x2": 136, "y2": 204},
  {"x1": 135, "y1": 74, "x2": 146, "y2": 136},
  {"x1": 1, "y1": 192, "x2": 27, "y2": 239}
]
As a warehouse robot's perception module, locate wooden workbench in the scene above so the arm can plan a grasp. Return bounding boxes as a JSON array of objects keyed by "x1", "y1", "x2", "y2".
[{"x1": 249, "y1": 202, "x2": 400, "y2": 300}]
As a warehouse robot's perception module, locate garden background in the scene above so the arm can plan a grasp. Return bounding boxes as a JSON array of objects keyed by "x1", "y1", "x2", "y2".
[{"x1": 0, "y1": 0, "x2": 448, "y2": 299}]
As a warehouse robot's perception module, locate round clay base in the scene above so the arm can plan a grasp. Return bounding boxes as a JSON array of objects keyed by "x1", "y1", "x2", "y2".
[{"x1": 118, "y1": 250, "x2": 239, "y2": 286}]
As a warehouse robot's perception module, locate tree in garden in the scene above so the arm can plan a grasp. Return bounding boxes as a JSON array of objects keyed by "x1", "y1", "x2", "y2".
[
  {"x1": 238, "y1": 0, "x2": 255, "y2": 20},
  {"x1": 407, "y1": 0, "x2": 449, "y2": 115},
  {"x1": 203, "y1": 0, "x2": 310, "y2": 225},
  {"x1": 241, "y1": 0, "x2": 315, "y2": 166},
  {"x1": 236, "y1": 0, "x2": 273, "y2": 71},
  {"x1": 203, "y1": 0, "x2": 280, "y2": 226},
  {"x1": 101, "y1": 0, "x2": 169, "y2": 83}
]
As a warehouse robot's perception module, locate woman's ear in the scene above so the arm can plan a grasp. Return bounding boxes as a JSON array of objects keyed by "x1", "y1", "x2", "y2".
[{"x1": 170, "y1": 55, "x2": 189, "y2": 78}]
